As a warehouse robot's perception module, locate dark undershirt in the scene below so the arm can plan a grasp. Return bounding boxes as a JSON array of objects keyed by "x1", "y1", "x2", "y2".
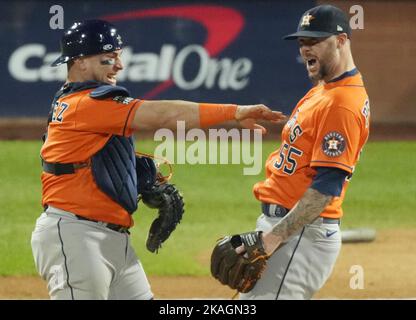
[{"x1": 310, "y1": 167, "x2": 350, "y2": 196}]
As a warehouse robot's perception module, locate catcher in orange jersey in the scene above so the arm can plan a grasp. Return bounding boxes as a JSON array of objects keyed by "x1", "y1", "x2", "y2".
[
  {"x1": 30, "y1": 19, "x2": 284, "y2": 300},
  {"x1": 211, "y1": 5, "x2": 370, "y2": 299}
]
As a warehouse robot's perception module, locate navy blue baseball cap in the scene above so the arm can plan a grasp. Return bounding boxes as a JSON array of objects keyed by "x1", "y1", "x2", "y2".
[
  {"x1": 51, "y1": 20, "x2": 123, "y2": 67},
  {"x1": 283, "y1": 5, "x2": 351, "y2": 40}
]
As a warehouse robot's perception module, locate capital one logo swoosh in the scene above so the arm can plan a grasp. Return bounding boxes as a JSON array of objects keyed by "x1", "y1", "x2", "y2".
[{"x1": 101, "y1": 5, "x2": 245, "y2": 99}]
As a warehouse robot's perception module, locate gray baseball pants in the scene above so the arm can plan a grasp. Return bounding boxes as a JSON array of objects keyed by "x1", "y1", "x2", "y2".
[
  {"x1": 31, "y1": 206, "x2": 153, "y2": 300},
  {"x1": 239, "y1": 214, "x2": 341, "y2": 300}
]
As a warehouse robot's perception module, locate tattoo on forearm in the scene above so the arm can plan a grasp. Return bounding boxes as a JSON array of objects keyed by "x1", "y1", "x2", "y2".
[{"x1": 270, "y1": 188, "x2": 332, "y2": 242}]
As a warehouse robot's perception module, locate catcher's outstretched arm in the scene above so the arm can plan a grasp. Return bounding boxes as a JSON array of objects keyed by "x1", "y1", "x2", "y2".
[
  {"x1": 262, "y1": 188, "x2": 332, "y2": 255},
  {"x1": 132, "y1": 100, "x2": 285, "y2": 132}
]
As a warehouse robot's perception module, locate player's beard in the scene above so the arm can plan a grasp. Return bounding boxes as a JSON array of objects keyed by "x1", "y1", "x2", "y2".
[{"x1": 308, "y1": 63, "x2": 329, "y2": 85}]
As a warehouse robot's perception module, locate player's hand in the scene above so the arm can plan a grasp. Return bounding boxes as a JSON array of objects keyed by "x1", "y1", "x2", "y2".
[
  {"x1": 235, "y1": 104, "x2": 286, "y2": 134},
  {"x1": 235, "y1": 231, "x2": 282, "y2": 256}
]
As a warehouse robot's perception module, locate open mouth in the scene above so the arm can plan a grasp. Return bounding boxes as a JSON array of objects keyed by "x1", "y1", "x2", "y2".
[
  {"x1": 107, "y1": 74, "x2": 117, "y2": 82},
  {"x1": 307, "y1": 58, "x2": 317, "y2": 67}
]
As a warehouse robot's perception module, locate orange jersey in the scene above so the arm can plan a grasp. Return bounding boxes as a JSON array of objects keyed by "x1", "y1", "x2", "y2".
[
  {"x1": 41, "y1": 88, "x2": 141, "y2": 227},
  {"x1": 253, "y1": 71, "x2": 370, "y2": 218}
]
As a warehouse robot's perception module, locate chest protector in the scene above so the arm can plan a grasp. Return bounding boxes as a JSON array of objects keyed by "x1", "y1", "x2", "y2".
[{"x1": 91, "y1": 134, "x2": 138, "y2": 214}]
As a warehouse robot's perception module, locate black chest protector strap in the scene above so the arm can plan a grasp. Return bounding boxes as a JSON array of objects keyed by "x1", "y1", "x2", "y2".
[{"x1": 42, "y1": 159, "x2": 90, "y2": 175}]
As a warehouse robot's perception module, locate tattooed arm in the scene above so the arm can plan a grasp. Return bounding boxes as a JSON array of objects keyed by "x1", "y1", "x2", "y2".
[{"x1": 261, "y1": 188, "x2": 332, "y2": 255}]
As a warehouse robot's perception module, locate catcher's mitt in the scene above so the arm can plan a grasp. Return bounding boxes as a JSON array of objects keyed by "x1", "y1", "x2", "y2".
[
  {"x1": 210, "y1": 231, "x2": 269, "y2": 293},
  {"x1": 141, "y1": 183, "x2": 184, "y2": 253}
]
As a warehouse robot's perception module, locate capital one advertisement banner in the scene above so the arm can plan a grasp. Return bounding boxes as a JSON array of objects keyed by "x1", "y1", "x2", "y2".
[{"x1": 1, "y1": 0, "x2": 315, "y2": 117}]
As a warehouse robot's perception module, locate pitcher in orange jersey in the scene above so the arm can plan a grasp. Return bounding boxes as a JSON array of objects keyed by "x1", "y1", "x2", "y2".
[
  {"x1": 223, "y1": 5, "x2": 370, "y2": 300},
  {"x1": 30, "y1": 19, "x2": 284, "y2": 300}
]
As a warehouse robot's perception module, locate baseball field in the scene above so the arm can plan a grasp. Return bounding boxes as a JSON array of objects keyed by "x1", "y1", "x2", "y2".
[{"x1": 0, "y1": 138, "x2": 415, "y2": 299}]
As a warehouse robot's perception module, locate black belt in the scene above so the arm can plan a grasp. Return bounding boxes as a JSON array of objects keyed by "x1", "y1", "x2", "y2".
[
  {"x1": 261, "y1": 203, "x2": 340, "y2": 225},
  {"x1": 76, "y1": 215, "x2": 130, "y2": 234},
  {"x1": 41, "y1": 158, "x2": 89, "y2": 175}
]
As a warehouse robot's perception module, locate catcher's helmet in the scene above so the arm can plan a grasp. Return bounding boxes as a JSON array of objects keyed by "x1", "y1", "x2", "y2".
[{"x1": 51, "y1": 19, "x2": 123, "y2": 67}]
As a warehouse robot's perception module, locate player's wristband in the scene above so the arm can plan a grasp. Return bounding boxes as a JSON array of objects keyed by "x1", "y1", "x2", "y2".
[{"x1": 199, "y1": 103, "x2": 238, "y2": 128}]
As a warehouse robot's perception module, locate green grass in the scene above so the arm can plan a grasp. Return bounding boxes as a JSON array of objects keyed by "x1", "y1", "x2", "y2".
[
  {"x1": 341, "y1": 142, "x2": 416, "y2": 229},
  {"x1": 0, "y1": 140, "x2": 415, "y2": 276}
]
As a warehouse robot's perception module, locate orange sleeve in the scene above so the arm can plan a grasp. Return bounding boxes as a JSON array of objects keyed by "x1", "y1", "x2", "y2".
[
  {"x1": 199, "y1": 103, "x2": 237, "y2": 128},
  {"x1": 73, "y1": 95, "x2": 142, "y2": 136},
  {"x1": 310, "y1": 106, "x2": 362, "y2": 173}
]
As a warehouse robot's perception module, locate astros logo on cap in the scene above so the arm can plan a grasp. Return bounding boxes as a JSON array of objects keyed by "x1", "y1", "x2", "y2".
[{"x1": 301, "y1": 13, "x2": 315, "y2": 27}]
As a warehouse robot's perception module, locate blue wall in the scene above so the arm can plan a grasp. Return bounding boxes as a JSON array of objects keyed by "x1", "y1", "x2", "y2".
[{"x1": 1, "y1": 0, "x2": 315, "y2": 117}]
